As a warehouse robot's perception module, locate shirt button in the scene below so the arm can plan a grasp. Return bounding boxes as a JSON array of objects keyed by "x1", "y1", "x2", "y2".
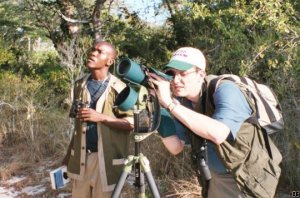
[
  {"x1": 82, "y1": 147, "x2": 85, "y2": 150},
  {"x1": 81, "y1": 163, "x2": 85, "y2": 166}
]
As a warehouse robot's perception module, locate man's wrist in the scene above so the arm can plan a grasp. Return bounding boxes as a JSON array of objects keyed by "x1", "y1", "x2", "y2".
[{"x1": 166, "y1": 99, "x2": 180, "y2": 113}]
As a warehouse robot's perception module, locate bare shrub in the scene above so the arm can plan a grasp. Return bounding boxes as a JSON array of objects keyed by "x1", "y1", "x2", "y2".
[
  {"x1": 0, "y1": 73, "x2": 70, "y2": 164},
  {"x1": 274, "y1": 93, "x2": 300, "y2": 191}
]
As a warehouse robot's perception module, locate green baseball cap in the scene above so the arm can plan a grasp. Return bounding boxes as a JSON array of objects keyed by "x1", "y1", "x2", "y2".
[{"x1": 165, "y1": 47, "x2": 206, "y2": 71}]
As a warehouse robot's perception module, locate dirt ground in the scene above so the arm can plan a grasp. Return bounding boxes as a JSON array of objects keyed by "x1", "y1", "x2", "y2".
[
  {"x1": 0, "y1": 145, "x2": 72, "y2": 198},
  {"x1": 0, "y1": 144, "x2": 294, "y2": 198},
  {"x1": 0, "y1": 145, "x2": 145, "y2": 198}
]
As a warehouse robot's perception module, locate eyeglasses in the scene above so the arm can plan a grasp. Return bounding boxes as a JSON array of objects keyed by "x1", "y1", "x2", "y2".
[{"x1": 165, "y1": 69, "x2": 198, "y2": 79}]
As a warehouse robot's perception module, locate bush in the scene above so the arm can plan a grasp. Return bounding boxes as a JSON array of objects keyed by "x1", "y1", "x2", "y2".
[{"x1": 0, "y1": 72, "x2": 70, "y2": 162}]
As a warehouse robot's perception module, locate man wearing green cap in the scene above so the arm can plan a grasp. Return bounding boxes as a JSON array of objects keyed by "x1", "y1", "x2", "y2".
[{"x1": 150, "y1": 47, "x2": 254, "y2": 198}]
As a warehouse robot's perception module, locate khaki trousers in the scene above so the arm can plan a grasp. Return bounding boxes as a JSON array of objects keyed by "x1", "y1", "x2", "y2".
[
  {"x1": 207, "y1": 171, "x2": 244, "y2": 198},
  {"x1": 72, "y1": 153, "x2": 112, "y2": 198}
]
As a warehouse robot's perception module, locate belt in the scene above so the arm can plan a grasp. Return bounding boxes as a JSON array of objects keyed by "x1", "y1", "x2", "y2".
[{"x1": 86, "y1": 148, "x2": 98, "y2": 153}]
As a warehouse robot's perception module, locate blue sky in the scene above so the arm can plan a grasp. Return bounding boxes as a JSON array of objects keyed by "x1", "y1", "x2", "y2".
[{"x1": 122, "y1": 0, "x2": 169, "y2": 26}]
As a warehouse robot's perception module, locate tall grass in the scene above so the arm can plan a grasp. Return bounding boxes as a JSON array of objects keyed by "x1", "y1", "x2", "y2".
[{"x1": 0, "y1": 73, "x2": 70, "y2": 169}]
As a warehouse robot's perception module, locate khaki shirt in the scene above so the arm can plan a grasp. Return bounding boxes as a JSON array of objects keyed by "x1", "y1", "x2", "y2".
[{"x1": 65, "y1": 73, "x2": 132, "y2": 192}]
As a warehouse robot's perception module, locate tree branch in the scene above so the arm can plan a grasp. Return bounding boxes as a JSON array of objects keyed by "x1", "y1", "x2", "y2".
[
  {"x1": 58, "y1": 11, "x2": 90, "y2": 23},
  {"x1": 92, "y1": 0, "x2": 106, "y2": 42}
]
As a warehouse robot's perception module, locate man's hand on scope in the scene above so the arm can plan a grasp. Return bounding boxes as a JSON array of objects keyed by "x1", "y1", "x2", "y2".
[
  {"x1": 77, "y1": 107, "x2": 108, "y2": 122},
  {"x1": 149, "y1": 73, "x2": 173, "y2": 108}
]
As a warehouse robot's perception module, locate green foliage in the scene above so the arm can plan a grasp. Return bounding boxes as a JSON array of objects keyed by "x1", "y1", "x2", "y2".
[
  {"x1": 0, "y1": 48, "x2": 17, "y2": 66},
  {"x1": 168, "y1": 0, "x2": 299, "y2": 84},
  {"x1": 0, "y1": 1, "x2": 47, "y2": 44},
  {"x1": 106, "y1": 12, "x2": 171, "y2": 69},
  {"x1": 0, "y1": 46, "x2": 69, "y2": 107}
]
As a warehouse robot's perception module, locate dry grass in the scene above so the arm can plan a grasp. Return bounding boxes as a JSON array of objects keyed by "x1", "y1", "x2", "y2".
[
  {"x1": 128, "y1": 134, "x2": 203, "y2": 197},
  {"x1": 0, "y1": 161, "x2": 24, "y2": 181}
]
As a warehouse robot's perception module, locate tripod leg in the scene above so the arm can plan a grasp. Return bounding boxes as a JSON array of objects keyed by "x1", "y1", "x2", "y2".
[
  {"x1": 111, "y1": 156, "x2": 134, "y2": 198},
  {"x1": 145, "y1": 172, "x2": 160, "y2": 198},
  {"x1": 139, "y1": 154, "x2": 161, "y2": 198},
  {"x1": 134, "y1": 161, "x2": 146, "y2": 197}
]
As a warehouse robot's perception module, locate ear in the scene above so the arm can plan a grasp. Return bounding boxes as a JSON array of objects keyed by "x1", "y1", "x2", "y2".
[
  {"x1": 107, "y1": 58, "x2": 114, "y2": 66},
  {"x1": 199, "y1": 70, "x2": 206, "y2": 78}
]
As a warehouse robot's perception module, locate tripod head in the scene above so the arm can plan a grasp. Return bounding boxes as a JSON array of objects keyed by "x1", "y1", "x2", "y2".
[
  {"x1": 114, "y1": 57, "x2": 178, "y2": 144},
  {"x1": 114, "y1": 83, "x2": 162, "y2": 142}
]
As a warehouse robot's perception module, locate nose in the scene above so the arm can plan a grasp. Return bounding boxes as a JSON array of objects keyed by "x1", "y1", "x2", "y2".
[{"x1": 172, "y1": 74, "x2": 181, "y2": 83}]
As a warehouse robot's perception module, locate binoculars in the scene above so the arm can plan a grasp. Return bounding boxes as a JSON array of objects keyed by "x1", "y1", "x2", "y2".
[
  {"x1": 69, "y1": 100, "x2": 89, "y2": 118},
  {"x1": 114, "y1": 58, "x2": 172, "y2": 111}
]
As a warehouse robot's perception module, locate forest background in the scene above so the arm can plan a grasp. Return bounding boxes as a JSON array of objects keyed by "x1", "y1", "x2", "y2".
[{"x1": 0, "y1": 0, "x2": 299, "y2": 197}]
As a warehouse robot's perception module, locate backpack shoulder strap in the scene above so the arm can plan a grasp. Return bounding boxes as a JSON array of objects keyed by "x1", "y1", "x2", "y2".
[
  {"x1": 209, "y1": 74, "x2": 284, "y2": 134},
  {"x1": 205, "y1": 74, "x2": 242, "y2": 109}
]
